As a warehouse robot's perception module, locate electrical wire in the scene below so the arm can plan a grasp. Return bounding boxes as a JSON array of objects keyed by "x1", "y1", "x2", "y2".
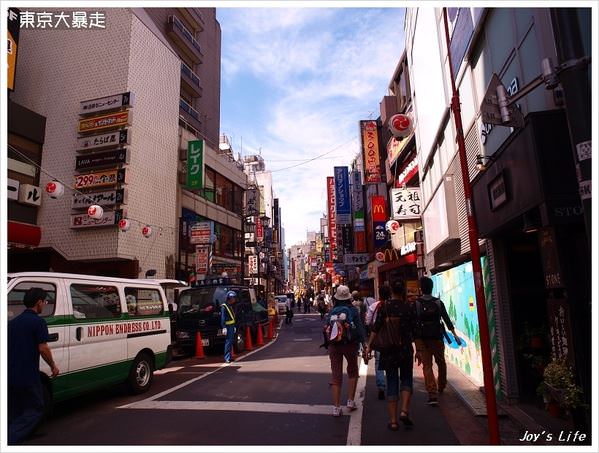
[{"x1": 269, "y1": 137, "x2": 358, "y2": 173}]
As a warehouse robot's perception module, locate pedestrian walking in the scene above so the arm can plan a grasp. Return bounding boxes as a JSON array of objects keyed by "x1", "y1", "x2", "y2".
[
  {"x1": 8, "y1": 287, "x2": 60, "y2": 445},
  {"x1": 365, "y1": 280, "x2": 418, "y2": 431},
  {"x1": 323, "y1": 285, "x2": 366, "y2": 417},
  {"x1": 414, "y1": 276, "x2": 461, "y2": 406},
  {"x1": 317, "y1": 295, "x2": 327, "y2": 320},
  {"x1": 285, "y1": 295, "x2": 294, "y2": 325},
  {"x1": 221, "y1": 291, "x2": 237, "y2": 363},
  {"x1": 364, "y1": 285, "x2": 391, "y2": 400},
  {"x1": 304, "y1": 296, "x2": 311, "y2": 313}
]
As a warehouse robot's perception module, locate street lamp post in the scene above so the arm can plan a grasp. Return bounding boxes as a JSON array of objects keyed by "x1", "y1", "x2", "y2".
[{"x1": 442, "y1": 8, "x2": 500, "y2": 445}]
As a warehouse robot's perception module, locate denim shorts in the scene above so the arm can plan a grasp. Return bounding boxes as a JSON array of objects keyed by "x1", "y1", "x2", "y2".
[{"x1": 384, "y1": 348, "x2": 414, "y2": 400}]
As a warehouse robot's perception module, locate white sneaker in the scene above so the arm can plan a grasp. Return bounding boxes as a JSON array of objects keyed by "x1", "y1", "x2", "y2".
[
  {"x1": 346, "y1": 399, "x2": 357, "y2": 411},
  {"x1": 333, "y1": 406, "x2": 342, "y2": 417}
]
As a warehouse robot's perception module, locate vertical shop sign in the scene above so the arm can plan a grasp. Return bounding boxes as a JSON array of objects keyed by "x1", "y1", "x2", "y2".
[
  {"x1": 350, "y1": 170, "x2": 364, "y2": 212},
  {"x1": 7, "y1": 8, "x2": 20, "y2": 91},
  {"x1": 371, "y1": 195, "x2": 387, "y2": 248},
  {"x1": 327, "y1": 177, "x2": 337, "y2": 261},
  {"x1": 186, "y1": 140, "x2": 204, "y2": 190},
  {"x1": 547, "y1": 299, "x2": 575, "y2": 366},
  {"x1": 334, "y1": 166, "x2": 351, "y2": 225},
  {"x1": 360, "y1": 120, "x2": 381, "y2": 183},
  {"x1": 195, "y1": 245, "x2": 210, "y2": 276}
]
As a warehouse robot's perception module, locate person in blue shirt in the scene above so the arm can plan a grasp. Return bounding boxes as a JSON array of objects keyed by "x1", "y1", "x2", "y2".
[
  {"x1": 221, "y1": 291, "x2": 237, "y2": 363},
  {"x1": 8, "y1": 287, "x2": 59, "y2": 444}
]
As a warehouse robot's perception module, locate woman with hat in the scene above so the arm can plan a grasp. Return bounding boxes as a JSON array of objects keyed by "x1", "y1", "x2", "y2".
[{"x1": 326, "y1": 285, "x2": 366, "y2": 417}]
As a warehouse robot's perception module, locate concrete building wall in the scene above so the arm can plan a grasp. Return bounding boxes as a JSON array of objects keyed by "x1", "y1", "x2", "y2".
[{"x1": 11, "y1": 8, "x2": 181, "y2": 277}]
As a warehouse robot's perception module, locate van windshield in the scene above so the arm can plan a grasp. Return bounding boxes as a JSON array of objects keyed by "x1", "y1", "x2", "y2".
[{"x1": 178, "y1": 287, "x2": 227, "y2": 315}]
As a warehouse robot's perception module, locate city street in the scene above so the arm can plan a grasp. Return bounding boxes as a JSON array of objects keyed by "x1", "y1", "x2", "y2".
[{"x1": 23, "y1": 315, "x2": 514, "y2": 446}]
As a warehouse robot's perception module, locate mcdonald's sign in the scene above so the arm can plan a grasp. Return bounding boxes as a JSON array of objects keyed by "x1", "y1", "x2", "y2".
[{"x1": 370, "y1": 195, "x2": 387, "y2": 222}]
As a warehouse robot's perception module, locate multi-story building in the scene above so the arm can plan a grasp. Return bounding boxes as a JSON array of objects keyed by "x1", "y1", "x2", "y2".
[
  {"x1": 7, "y1": 8, "x2": 243, "y2": 282},
  {"x1": 405, "y1": 7, "x2": 591, "y2": 428}
]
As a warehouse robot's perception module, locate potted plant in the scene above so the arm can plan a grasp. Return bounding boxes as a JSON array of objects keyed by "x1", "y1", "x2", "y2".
[{"x1": 537, "y1": 359, "x2": 583, "y2": 416}]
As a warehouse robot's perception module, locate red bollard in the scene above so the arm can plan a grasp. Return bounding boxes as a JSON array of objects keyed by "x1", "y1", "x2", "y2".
[{"x1": 244, "y1": 325, "x2": 254, "y2": 351}]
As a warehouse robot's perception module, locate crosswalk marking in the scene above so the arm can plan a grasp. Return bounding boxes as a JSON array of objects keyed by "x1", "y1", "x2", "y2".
[
  {"x1": 154, "y1": 366, "x2": 184, "y2": 375},
  {"x1": 121, "y1": 400, "x2": 339, "y2": 416}
]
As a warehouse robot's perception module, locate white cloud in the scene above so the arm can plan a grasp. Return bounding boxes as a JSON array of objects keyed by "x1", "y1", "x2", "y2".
[{"x1": 219, "y1": 7, "x2": 406, "y2": 246}]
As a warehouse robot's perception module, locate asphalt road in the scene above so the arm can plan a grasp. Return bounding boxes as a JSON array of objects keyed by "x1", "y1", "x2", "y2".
[{"x1": 24, "y1": 313, "x2": 465, "y2": 446}]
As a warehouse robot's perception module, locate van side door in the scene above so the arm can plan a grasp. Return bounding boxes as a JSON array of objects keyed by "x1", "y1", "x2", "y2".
[{"x1": 66, "y1": 281, "x2": 127, "y2": 395}]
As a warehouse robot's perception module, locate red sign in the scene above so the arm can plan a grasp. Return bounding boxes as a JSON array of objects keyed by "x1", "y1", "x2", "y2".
[
  {"x1": 360, "y1": 120, "x2": 381, "y2": 184},
  {"x1": 354, "y1": 230, "x2": 366, "y2": 253},
  {"x1": 371, "y1": 195, "x2": 387, "y2": 222},
  {"x1": 327, "y1": 177, "x2": 337, "y2": 259},
  {"x1": 256, "y1": 217, "x2": 264, "y2": 242},
  {"x1": 395, "y1": 153, "x2": 419, "y2": 187}
]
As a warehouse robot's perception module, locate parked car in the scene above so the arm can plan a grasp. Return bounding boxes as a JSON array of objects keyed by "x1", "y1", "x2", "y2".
[
  {"x1": 175, "y1": 279, "x2": 268, "y2": 355},
  {"x1": 7, "y1": 272, "x2": 172, "y2": 412},
  {"x1": 274, "y1": 295, "x2": 288, "y2": 314}
]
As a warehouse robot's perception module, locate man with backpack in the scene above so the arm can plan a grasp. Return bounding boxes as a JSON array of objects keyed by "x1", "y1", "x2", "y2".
[
  {"x1": 323, "y1": 285, "x2": 366, "y2": 417},
  {"x1": 414, "y1": 276, "x2": 461, "y2": 406}
]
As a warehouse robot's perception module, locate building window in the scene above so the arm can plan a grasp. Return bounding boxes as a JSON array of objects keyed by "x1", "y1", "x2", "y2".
[
  {"x1": 215, "y1": 173, "x2": 233, "y2": 211},
  {"x1": 204, "y1": 167, "x2": 215, "y2": 202}
]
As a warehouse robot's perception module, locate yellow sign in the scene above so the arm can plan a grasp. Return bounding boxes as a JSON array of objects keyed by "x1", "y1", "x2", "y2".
[
  {"x1": 78, "y1": 111, "x2": 132, "y2": 134},
  {"x1": 361, "y1": 120, "x2": 381, "y2": 183},
  {"x1": 7, "y1": 8, "x2": 20, "y2": 91}
]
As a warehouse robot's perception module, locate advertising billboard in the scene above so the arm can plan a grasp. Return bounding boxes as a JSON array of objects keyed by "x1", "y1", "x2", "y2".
[
  {"x1": 334, "y1": 166, "x2": 351, "y2": 225},
  {"x1": 360, "y1": 120, "x2": 381, "y2": 184}
]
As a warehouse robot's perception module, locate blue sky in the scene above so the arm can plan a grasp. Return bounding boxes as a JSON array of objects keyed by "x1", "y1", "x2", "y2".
[{"x1": 217, "y1": 7, "x2": 406, "y2": 247}]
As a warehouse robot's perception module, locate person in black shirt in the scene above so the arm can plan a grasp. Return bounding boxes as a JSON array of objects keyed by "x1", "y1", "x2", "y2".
[
  {"x1": 8, "y1": 287, "x2": 59, "y2": 444},
  {"x1": 414, "y1": 276, "x2": 461, "y2": 406},
  {"x1": 365, "y1": 280, "x2": 418, "y2": 430}
]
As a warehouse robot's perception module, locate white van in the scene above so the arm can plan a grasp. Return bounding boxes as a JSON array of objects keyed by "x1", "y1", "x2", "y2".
[{"x1": 7, "y1": 272, "x2": 173, "y2": 407}]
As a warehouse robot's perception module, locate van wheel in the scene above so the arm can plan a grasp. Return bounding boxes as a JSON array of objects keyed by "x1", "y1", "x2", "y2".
[
  {"x1": 233, "y1": 330, "x2": 245, "y2": 353},
  {"x1": 128, "y1": 353, "x2": 154, "y2": 394}
]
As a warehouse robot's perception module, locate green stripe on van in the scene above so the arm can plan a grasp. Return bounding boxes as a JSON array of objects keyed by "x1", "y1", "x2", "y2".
[
  {"x1": 45, "y1": 314, "x2": 170, "y2": 327},
  {"x1": 50, "y1": 351, "x2": 168, "y2": 403}
]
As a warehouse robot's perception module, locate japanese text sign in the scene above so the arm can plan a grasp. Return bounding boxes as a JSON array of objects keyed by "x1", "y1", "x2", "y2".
[
  {"x1": 190, "y1": 221, "x2": 213, "y2": 245},
  {"x1": 360, "y1": 120, "x2": 381, "y2": 184},
  {"x1": 334, "y1": 166, "x2": 351, "y2": 225},
  {"x1": 186, "y1": 140, "x2": 204, "y2": 190},
  {"x1": 77, "y1": 129, "x2": 131, "y2": 152},
  {"x1": 80, "y1": 92, "x2": 135, "y2": 115},
  {"x1": 74, "y1": 168, "x2": 126, "y2": 190},
  {"x1": 327, "y1": 177, "x2": 337, "y2": 259},
  {"x1": 390, "y1": 188, "x2": 422, "y2": 220},
  {"x1": 78, "y1": 110, "x2": 132, "y2": 134}
]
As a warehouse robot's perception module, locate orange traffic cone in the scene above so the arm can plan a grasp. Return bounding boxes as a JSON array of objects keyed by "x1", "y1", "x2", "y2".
[
  {"x1": 255, "y1": 323, "x2": 265, "y2": 346},
  {"x1": 194, "y1": 331, "x2": 205, "y2": 359},
  {"x1": 244, "y1": 325, "x2": 254, "y2": 351},
  {"x1": 266, "y1": 317, "x2": 274, "y2": 339}
]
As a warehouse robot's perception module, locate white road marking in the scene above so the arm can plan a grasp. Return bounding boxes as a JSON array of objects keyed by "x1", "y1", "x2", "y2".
[
  {"x1": 122, "y1": 400, "x2": 335, "y2": 416},
  {"x1": 346, "y1": 359, "x2": 369, "y2": 446},
  {"x1": 153, "y1": 366, "x2": 184, "y2": 375},
  {"x1": 292, "y1": 338, "x2": 314, "y2": 342},
  {"x1": 118, "y1": 324, "x2": 283, "y2": 409}
]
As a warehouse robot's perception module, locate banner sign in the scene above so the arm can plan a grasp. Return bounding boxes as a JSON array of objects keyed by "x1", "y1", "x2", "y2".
[
  {"x1": 186, "y1": 140, "x2": 204, "y2": 190},
  {"x1": 360, "y1": 120, "x2": 381, "y2": 184},
  {"x1": 350, "y1": 170, "x2": 363, "y2": 213},
  {"x1": 190, "y1": 221, "x2": 213, "y2": 245},
  {"x1": 395, "y1": 153, "x2": 418, "y2": 187},
  {"x1": 8, "y1": 178, "x2": 20, "y2": 201},
  {"x1": 80, "y1": 92, "x2": 135, "y2": 115},
  {"x1": 74, "y1": 168, "x2": 126, "y2": 190},
  {"x1": 245, "y1": 187, "x2": 259, "y2": 215},
  {"x1": 390, "y1": 188, "x2": 422, "y2": 220},
  {"x1": 256, "y1": 217, "x2": 264, "y2": 243},
  {"x1": 327, "y1": 177, "x2": 337, "y2": 260},
  {"x1": 71, "y1": 209, "x2": 123, "y2": 229},
  {"x1": 343, "y1": 254, "x2": 369, "y2": 266},
  {"x1": 18, "y1": 184, "x2": 42, "y2": 206},
  {"x1": 8, "y1": 8, "x2": 20, "y2": 91},
  {"x1": 334, "y1": 166, "x2": 351, "y2": 225},
  {"x1": 75, "y1": 148, "x2": 129, "y2": 170},
  {"x1": 248, "y1": 255, "x2": 258, "y2": 275},
  {"x1": 77, "y1": 129, "x2": 131, "y2": 152},
  {"x1": 195, "y1": 245, "x2": 211, "y2": 276},
  {"x1": 72, "y1": 189, "x2": 126, "y2": 209},
  {"x1": 387, "y1": 132, "x2": 414, "y2": 166},
  {"x1": 78, "y1": 110, "x2": 132, "y2": 134}
]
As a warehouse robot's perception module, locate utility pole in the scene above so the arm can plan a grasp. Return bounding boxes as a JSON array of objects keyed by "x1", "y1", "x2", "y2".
[{"x1": 442, "y1": 8, "x2": 500, "y2": 445}]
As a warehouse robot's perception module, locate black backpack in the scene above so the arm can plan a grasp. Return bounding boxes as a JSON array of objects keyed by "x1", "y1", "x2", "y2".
[{"x1": 415, "y1": 297, "x2": 443, "y2": 339}]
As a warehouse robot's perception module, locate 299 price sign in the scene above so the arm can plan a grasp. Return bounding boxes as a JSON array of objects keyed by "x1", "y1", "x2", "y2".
[{"x1": 74, "y1": 168, "x2": 126, "y2": 189}]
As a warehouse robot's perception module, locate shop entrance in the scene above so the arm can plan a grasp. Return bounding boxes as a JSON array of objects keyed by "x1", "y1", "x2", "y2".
[{"x1": 505, "y1": 231, "x2": 549, "y2": 403}]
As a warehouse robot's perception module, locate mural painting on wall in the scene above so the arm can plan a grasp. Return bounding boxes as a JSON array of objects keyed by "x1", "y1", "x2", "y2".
[{"x1": 431, "y1": 260, "x2": 484, "y2": 387}]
